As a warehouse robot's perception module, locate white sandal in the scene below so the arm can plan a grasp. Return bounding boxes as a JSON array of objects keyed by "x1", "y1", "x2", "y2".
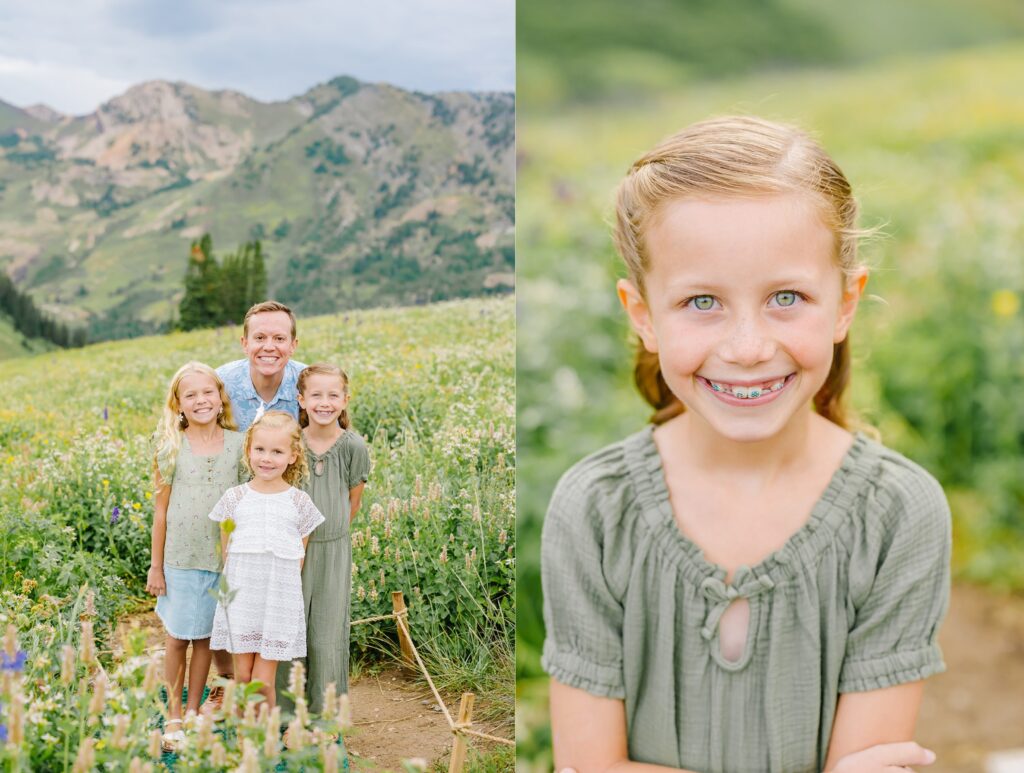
[{"x1": 161, "y1": 719, "x2": 186, "y2": 753}]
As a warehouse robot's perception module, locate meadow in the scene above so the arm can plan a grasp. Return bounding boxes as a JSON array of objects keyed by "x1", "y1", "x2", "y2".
[
  {"x1": 0, "y1": 295, "x2": 514, "y2": 769},
  {"x1": 516, "y1": 43, "x2": 1024, "y2": 770}
]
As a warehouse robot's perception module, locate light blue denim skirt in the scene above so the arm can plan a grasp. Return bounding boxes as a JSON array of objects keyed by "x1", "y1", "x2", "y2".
[{"x1": 155, "y1": 567, "x2": 220, "y2": 640}]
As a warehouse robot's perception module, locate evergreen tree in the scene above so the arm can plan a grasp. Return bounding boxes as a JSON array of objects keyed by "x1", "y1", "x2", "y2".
[
  {"x1": 176, "y1": 235, "x2": 270, "y2": 330},
  {"x1": 248, "y1": 240, "x2": 268, "y2": 307},
  {"x1": 0, "y1": 271, "x2": 84, "y2": 348},
  {"x1": 178, "y1": 235, "x2": 223, "y2": 330}
]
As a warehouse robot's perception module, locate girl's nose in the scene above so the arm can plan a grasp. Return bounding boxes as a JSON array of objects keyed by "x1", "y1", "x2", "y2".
[{"x1": 719, "y1": 315, "x2": 776, "y2": 366}]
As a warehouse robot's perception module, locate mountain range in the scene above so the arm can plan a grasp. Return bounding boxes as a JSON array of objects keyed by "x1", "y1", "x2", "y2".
[{"x1": 0, "y1": 76, "x2": 514, "y2": 339}]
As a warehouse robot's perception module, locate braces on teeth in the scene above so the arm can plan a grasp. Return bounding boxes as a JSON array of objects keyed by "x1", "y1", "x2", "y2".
[{"x1": 709, "y1": 379, "x2": 786, "y2": 399}]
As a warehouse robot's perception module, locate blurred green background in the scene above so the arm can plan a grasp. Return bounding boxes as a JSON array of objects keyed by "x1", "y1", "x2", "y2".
[{"x1": 516, "y1": 1, "x2": 1024, "y2": 770}]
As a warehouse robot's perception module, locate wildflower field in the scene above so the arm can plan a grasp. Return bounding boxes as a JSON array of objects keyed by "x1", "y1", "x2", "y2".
[
  {"x1": 0, "y1": 295, "x2": 514, "y2": 770},
  {"x1": 516, "y1": 42, "x2": 1024, "y2": 771}
]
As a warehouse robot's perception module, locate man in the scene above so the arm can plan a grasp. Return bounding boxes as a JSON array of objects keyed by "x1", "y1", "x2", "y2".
[
  {"x1": 204, "y1": 301, "x2": 306, "y2": 714},
  {"x1": 217, "y1": 300, "x2": 307, "y2": 431}
]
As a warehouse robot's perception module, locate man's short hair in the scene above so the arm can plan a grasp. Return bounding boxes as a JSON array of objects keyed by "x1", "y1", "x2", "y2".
[{"x1": 242, "y1": 300, "x2": 297, "y2": 339}]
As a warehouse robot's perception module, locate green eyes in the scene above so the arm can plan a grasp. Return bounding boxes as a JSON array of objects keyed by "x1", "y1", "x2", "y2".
[
  {"x1": 774, "y1": 291, "x2": 797, "y2": 307},
  {"x1": 685, "y1": 291, "x2": 802, "y2": 311}
]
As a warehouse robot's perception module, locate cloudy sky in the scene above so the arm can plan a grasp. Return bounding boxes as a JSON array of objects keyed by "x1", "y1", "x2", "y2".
[{"x1": 0, "y1": 0, "x2": 514, "y2": 115}]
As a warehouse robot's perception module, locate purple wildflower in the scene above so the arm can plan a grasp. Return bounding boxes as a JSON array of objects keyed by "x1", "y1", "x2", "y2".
[
  {"x1": 110, "y1": 506, "x2": 121, "y2": 525},
  {"x1": 0, "y1": 721, "x2": 6, "y2": 742},
  {"x1": 0, "y1": 650, "x2": 26, "y2": 672},
  {"x1": 103, "y1": 406, "x2": 108, "y2": 421}
]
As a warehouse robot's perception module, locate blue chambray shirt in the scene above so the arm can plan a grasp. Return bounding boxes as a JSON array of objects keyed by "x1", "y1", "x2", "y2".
[{"x1": 217, "y1": 358, "x2": 307, "y2": 431}]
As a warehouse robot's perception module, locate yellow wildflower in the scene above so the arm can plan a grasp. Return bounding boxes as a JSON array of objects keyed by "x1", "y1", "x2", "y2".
[{"x1": 992, "y1": 289, "x2": 1020, "y2": 318}]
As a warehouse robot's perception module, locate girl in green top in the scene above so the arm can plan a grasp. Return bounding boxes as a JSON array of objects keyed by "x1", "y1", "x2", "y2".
[
  {"x1": 542, "y1": 116, "x2": 951, "y2": 773},
  {"x1": 147, "y1": 362, "x2": 246, "y2": 750}
]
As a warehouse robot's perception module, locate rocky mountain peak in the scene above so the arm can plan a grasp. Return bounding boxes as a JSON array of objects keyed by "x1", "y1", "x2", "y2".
[
  {"x1": 100, "y1": 80, "x2": 193, "y2": 125},
  {"x1": 23, "y1": 104, "x2": 64, "y2": 123}
]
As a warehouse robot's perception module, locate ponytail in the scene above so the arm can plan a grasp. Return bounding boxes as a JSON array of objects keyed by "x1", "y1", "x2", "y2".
[
  {"x1": 633, "y1": 338, "x2": 684, "y2": 425},
  {"x1": 814, "y1": 339, "x2": 851, "y2": 429}
]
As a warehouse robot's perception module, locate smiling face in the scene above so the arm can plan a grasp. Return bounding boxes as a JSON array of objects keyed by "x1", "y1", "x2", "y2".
[
  {"x1": 298, "y1": 372, "x2": 349, "y2": 428},
  {"x1": 177, "y1": 372, "x2": 223, "y2": 427},
  {"x1": 247, "y1": 424, "x2": 299, "y2": 483},
  {"x1": 619, "y1": 194, "x2": 865, "y2": 444},
  {"x1": 241, "y1": 311, "x2": 297, "y2": 379}
]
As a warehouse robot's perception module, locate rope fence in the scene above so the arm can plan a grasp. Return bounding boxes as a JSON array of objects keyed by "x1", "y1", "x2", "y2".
[{"x1": 350, "y1": 590, "x2": 514, "y2": 772}]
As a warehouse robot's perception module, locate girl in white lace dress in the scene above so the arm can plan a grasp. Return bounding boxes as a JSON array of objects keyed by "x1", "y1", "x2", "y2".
[{"x1": 209, "y1": 410, "x2": 324, "y2": 710}]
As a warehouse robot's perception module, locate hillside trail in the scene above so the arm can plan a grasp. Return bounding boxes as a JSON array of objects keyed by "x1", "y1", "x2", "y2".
[{"x1": 115, "y1": 611, "x2": 511, "y2": 771}]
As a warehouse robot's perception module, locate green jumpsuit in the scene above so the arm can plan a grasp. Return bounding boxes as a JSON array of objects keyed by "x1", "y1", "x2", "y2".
[{"x1": 276, "y1": 430, "x2": 370, "y2": 714}]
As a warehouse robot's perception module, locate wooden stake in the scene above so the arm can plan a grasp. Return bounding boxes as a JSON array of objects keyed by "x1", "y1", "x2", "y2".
[
  {"x1": 448, "y1": 692, "x2": 475, "y2": 773},
  {"x1": 392, "y1": 591, "x2": 415, "y2": 669}
]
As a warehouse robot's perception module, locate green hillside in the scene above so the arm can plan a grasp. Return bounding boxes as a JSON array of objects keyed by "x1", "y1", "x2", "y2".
[
  {"x1": 519, "y1": 0, "x2": 1024, "y2": 104},
  {"x1": 0, "y1": 312, "x2": 56, "y2": 359},
  {"x1": 0, "y1": 78, "x2": 514, "y2": 341}
]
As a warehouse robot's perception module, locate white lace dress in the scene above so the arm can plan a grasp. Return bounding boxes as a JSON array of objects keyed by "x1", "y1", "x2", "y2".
[{"x1": 208, "y1": 484, "x2": 325, "y2": 660}]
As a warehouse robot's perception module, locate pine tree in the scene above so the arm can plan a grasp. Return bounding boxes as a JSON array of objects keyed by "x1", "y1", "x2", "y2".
[
  {"x1": 249, "y1": 240, "x2": 268, "y2": 307},
  {"x1": 178, "y1": 235, "x2": 223, "y2": 330}
]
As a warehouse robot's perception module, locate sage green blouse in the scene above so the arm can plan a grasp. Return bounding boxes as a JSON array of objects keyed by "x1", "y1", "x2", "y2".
[
  {"x1": 541, "y1": 427, "x2": 951, "y2": 773},
  {"x1": 157, "y1": 431, "x2": 248, "y2": 572},
  {"x1": 302, "y1": 430, "x2": 371, "y2": 542}
]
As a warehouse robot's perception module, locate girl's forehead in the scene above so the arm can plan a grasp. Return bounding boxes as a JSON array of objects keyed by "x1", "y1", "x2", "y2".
[
  {"x1": 303, "y1": 372, "x2": 345, "y2": 391},
  {"x1": 252, "y1": 425, "x2": 293, "y2": 444},
  {"x1": 645, "y1": 194, "x2": 837, "y2": 277},
  {"x1": 178, "y1": 372, "x2": 217, "y2": 392}
]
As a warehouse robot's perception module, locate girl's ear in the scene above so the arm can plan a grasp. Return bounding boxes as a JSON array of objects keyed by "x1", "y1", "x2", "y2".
[
  {"x1": 297, "y1": 392, "x2": 307, "y2": 410},
  {"x1": 834, "y1": 268, "x2": 868, "y2": 344},
  {"x1": 617, "y1": 278, "x2": 658, "y2": 353}
]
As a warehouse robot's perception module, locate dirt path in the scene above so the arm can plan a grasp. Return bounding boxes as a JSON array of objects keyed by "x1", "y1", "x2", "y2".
[
  {"x1": 117, "y1": 612, "x2": 512, "y2": 771},
  {"x1": 918, "y1": 584, "x2": 1024, "y2": 772},
  {"x1": 347, "y1": 668, "x2": 469, "y2": 771}
]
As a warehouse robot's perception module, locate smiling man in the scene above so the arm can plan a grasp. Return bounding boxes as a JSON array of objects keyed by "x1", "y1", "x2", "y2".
[{"x1": 217, "y1": 301, "x2": 307, "y2": 431}]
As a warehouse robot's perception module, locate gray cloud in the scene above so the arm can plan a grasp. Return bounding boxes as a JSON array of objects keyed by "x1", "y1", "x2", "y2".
[{"x1": 0, "y1": 0, "x2": 513, "y2": 114}]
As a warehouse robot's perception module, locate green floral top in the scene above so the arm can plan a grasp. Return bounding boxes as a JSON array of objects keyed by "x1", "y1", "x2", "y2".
[
  {"x1": 541, "y1": 427, "x2": 951, "y2": 773},
  {"x1": 157, "y1": 431, "x2": 248, "y2": 572}
]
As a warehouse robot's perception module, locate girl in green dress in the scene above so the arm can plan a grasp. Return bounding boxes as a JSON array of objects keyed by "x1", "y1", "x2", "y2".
[
  {"x1": 277, "y1": 363, "x2": 370, "y2": 713},
  {"x1": 542, "y1": 116, "x2": 950, "y2": 773}
]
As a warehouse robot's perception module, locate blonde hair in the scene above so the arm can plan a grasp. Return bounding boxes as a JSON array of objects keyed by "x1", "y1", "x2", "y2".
[
  {"x1": 243, "y1": 300, "x2": 296, "y2": 339},
  {"x1": 154, "y1": 362, "x2": 236, "y2": 490},
  {"x1": 296, "y1": 363, "x2": 352, "y2": 430},
  {"x1": 614, "y1": 115, "x2": 868, "y2": 428},
  {"x1": 243, "y1": 410, "x2": 309, "y2": 486}
]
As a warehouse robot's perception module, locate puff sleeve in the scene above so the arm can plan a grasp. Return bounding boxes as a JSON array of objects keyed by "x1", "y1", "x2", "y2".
[
  {"x1": 345, "y1": 432, "x2": 371, "y2": 488},
  {"x1": 839, "y1": 456, "x2": 952, "y2": 693},
  {"x1": 541, "y1": 460, "x2": 626, "y2": 699}
]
